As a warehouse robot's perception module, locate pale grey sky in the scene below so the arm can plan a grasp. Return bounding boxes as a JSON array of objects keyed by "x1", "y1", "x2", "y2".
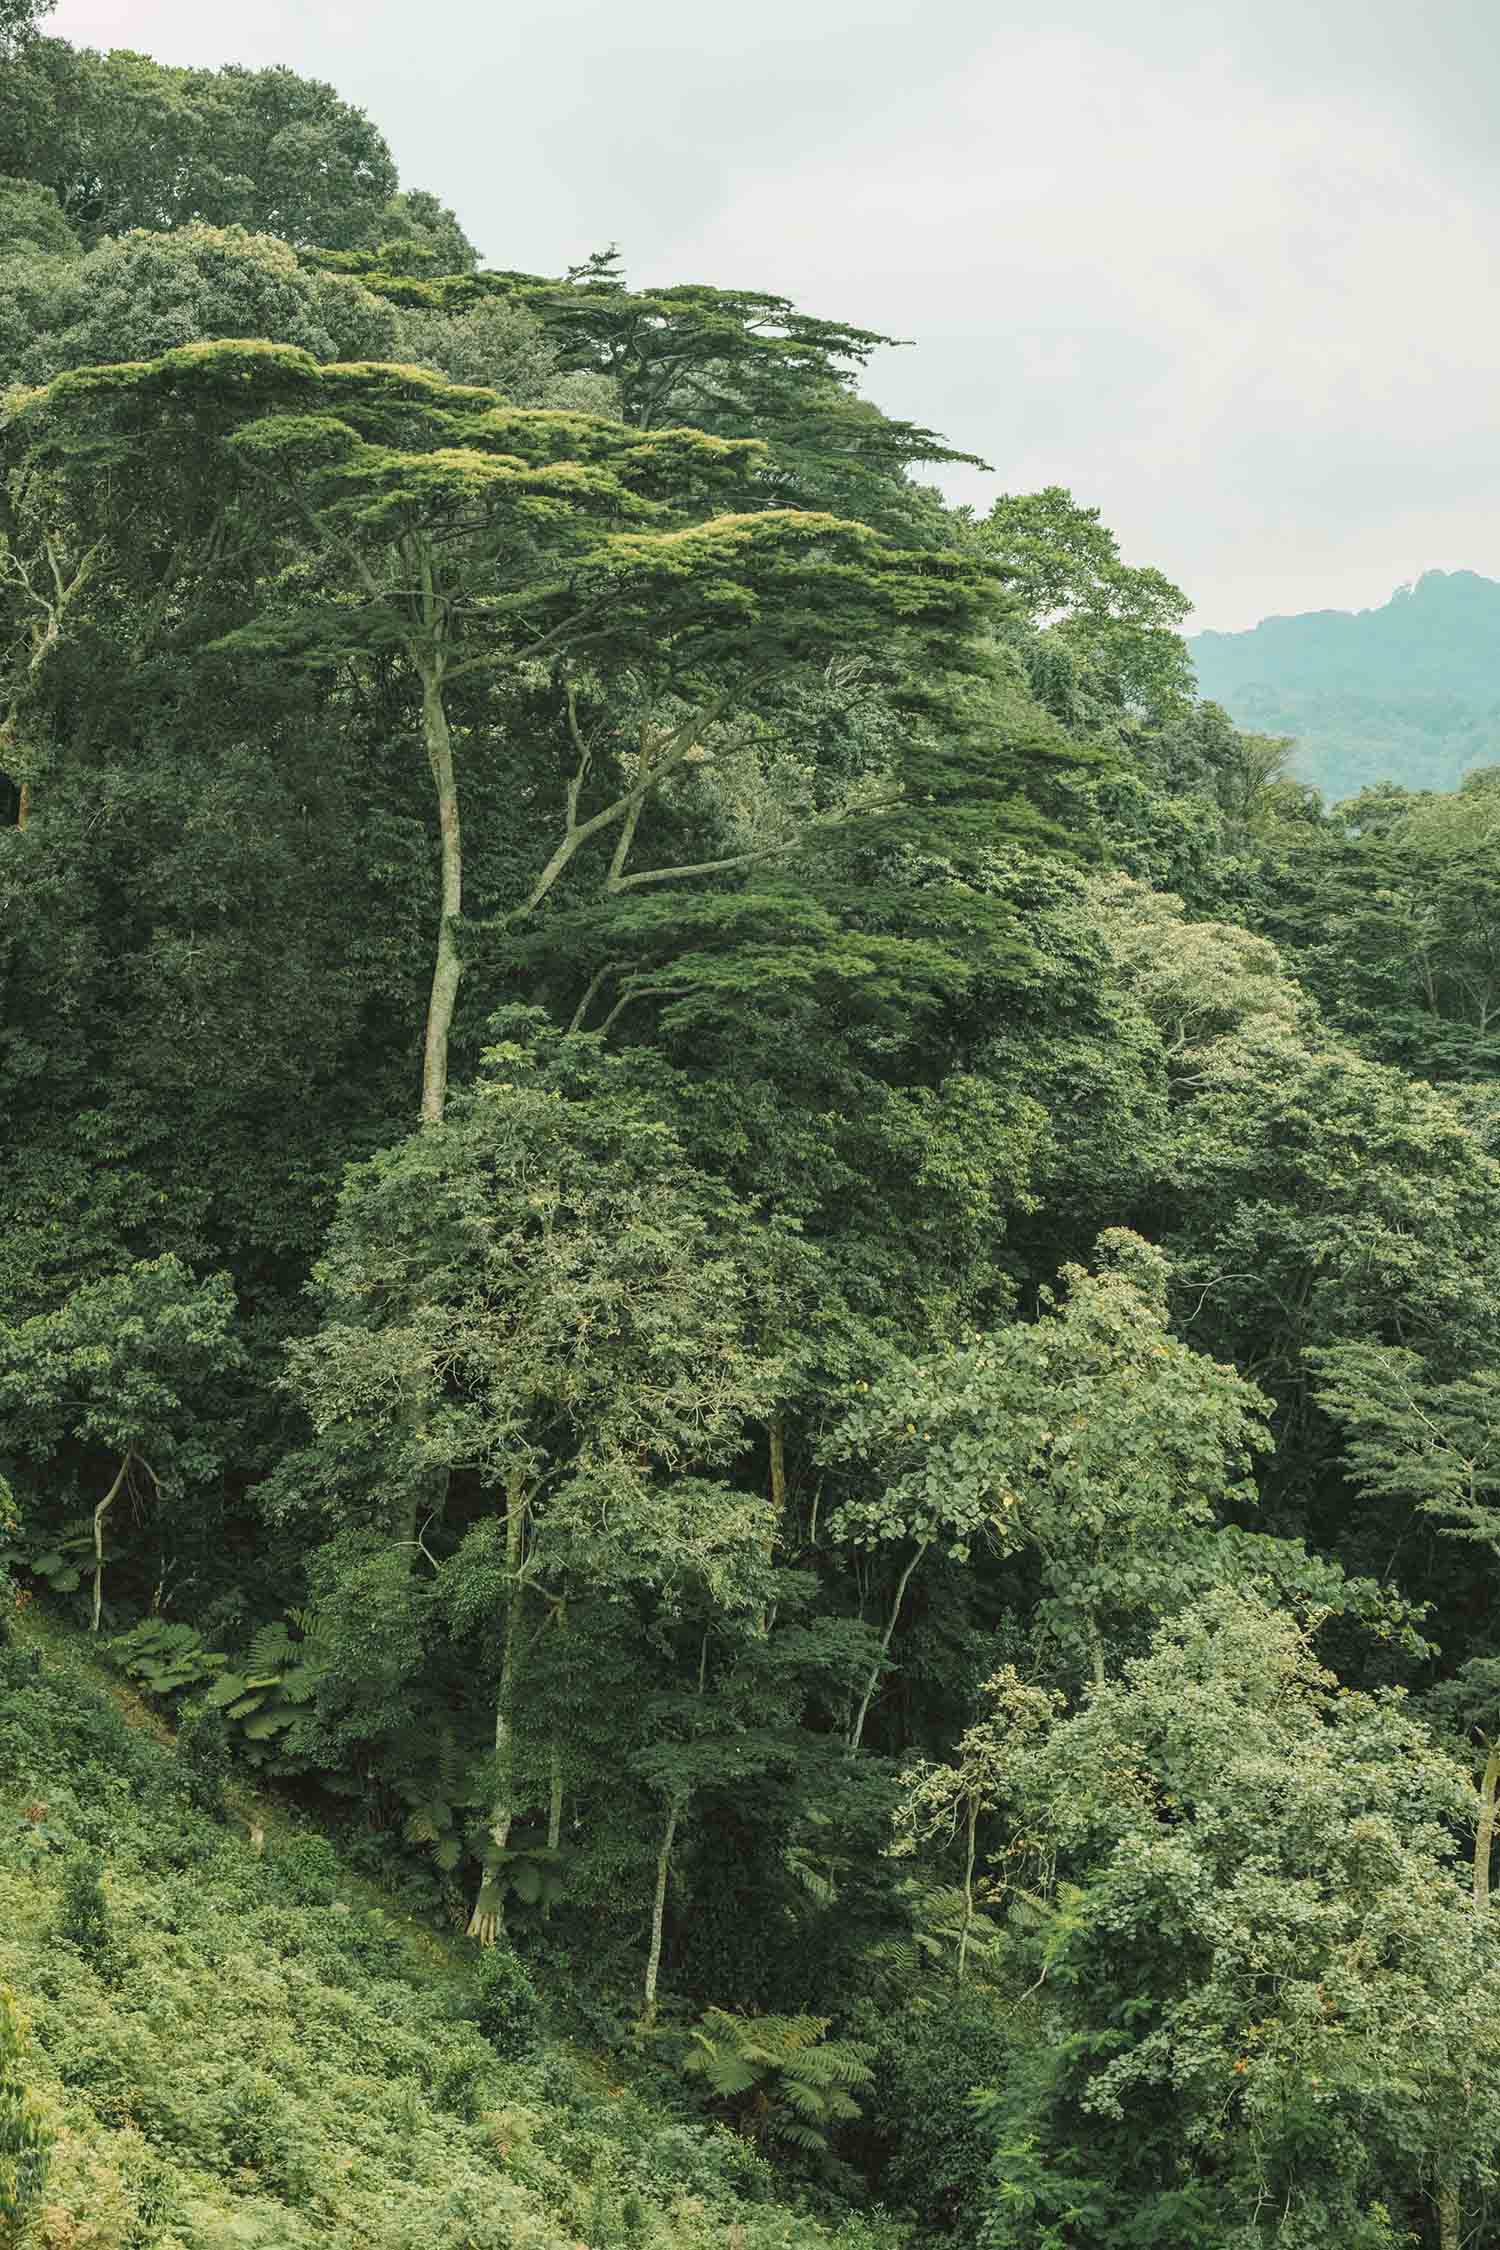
[{"x1": 45, "y1": 0, "x2": 1500, "y2": 629}]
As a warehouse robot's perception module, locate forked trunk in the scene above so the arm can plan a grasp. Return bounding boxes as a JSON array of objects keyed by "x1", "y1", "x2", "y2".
[{"x1": 848, "y1": 1541, "x2": 928, "y2": 1753}]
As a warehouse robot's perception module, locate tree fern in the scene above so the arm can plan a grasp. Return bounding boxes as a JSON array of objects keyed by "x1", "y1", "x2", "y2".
[
  {"x1": 245, "y1": 1620, "x2": 296, "y2": 1675},
  {"x1": 107, "y1": 1618, "x2": 225, "y2": 1696},
  {"x1": 673, "y1": 2008, "x2": 874, "y2": 2160},
  {"x1": 196, "y1": 1612, "x2": 329, "y2": 1768}
]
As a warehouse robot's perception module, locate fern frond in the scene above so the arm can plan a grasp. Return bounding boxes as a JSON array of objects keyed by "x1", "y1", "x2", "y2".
[
  {"x1": 770, "y1": 2121, "x2": 829, "y2": 2153},
  {"x1": 246, "y1": 1621, "x2": 295, "y2": 1673},
  {"x1": 778, "y1": 2079, "x2": 831, "y2": 2118},
  {"x1": 242, "y1": 1709, "x2": 293, "y2": 1740},
  {"x1": 819, "y1": 2089, "x2": 864, "y2": 2122},
  {"x1": 808, "y1": 2042, "x2": 874, "y2": 2088}
]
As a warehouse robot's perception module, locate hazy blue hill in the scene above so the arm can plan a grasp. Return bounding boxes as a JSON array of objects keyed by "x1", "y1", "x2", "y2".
[{"x1": 1188, "y1": 568, "x2": 1500, "y2": 801}]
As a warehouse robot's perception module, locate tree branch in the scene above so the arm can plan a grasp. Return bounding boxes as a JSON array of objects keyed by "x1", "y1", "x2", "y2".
[
  {"x1": 567, "y1": 958, "x2": 625, "y2": 1033},
  {"x1": 612, "y1": 789, "x2": 904, "y2": 893}
]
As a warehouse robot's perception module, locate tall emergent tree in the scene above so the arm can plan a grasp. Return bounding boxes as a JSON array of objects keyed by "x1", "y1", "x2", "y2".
[
  {"x1": 302, "y1": 246, "x2": 988, "y2": 534},
  {"x1": 8, "y1": 341, "x2": 1005, "y2": 1121}
]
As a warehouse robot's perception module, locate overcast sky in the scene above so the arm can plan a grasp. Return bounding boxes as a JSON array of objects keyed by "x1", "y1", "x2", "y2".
[{"x1": 46, "y1": 0, "x2": 1500, "y2": 630}]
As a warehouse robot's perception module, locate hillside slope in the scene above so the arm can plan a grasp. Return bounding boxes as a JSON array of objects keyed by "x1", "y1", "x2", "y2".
[
  {"x1": 1188, "y1": 568, "x2": 1500, "y2": 799},
  {"x1": 0, "y1": 1607, "x2": 901, "y2": 2250}
]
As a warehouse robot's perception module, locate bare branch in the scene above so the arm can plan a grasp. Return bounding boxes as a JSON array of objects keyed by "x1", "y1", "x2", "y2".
[
  {"x1": 562, "y1": 675, "x2": 593, "y2": 830},
  {"x1": 568, "y1": 959, "x2": 625, "y2": 1033},
  {"x1": 613, "y1": 790, "x2": 904, "y2": 892}
]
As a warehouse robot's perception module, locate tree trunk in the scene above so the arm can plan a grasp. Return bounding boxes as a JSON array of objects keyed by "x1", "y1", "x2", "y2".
[
  {"x1": 767, "y1": 1418, "x2": 787, "y2": 1527},
  {"x1": 1436, "y1": 2178, "x2": 1460, "y2": 2250},
  {"x1": 91, "y1": 1453, "x2": 132, "y2": 1633},
  {"x1": 418, "y1": 656, "x2": 462, "y2": 1127},
  {"x1": 543, "y1": 1734, "x2": 564, "y2": 1922},
  {"x1": 1474, "y1": 1742, "x2": 1500, "y2": 1909},
  {"x1": 849, "y1": 1541, "x2": 928, "y2": 1753},
  {"x1": 957, "y1": 1793, "x2": 978, "y2": 1985},
  {"x1": 16, "y1": 780, "x2": 29, "y2": 830},
  {"x1": 641, "y1": 1797, "x2": 681, "y2": 2030},
  {"x1": 1086, "y1": 1613, "x2": 1107, "y2": 1692},
  {"x1": 468, "y1": 1478, "x2": 526, "y2": 1945}
]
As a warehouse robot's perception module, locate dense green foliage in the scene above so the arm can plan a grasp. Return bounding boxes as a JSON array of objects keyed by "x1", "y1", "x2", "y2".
[
  {"x1": 0, "y1": 1611, "x2": 899, "y2": 2248},
  {"x1": 1190, "y1": 568, "x2": 1500, "y2": 799},
  {"x1": 5, "y1": 16, "x2": 1500, "y2": 2247},
  {"x1": 0, "y1": 1979, "x2": 50, "y2": 2247}
]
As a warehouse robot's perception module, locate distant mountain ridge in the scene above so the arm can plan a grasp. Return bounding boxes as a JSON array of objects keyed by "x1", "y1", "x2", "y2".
[{"x1": 1187, "y1": 568, "x2": 1500, "y2": 801}]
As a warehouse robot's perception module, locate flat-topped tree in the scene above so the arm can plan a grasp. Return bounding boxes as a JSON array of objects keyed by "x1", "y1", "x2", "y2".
[
  {"x1": 305, "y1": 248, "x2": 987, "y2": 535},
  {"x1": 11, "y1": 340, "x2": 1003, "y2": 1120},
  {"x1": 528, "y1": 254, "x2": 988, "y2": 525}
]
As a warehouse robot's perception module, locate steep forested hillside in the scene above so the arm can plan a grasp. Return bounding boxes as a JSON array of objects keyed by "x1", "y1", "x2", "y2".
[
  {"x1": 0, "y1": 1608, "x2": 899, "y2": 2250},
  {"x1": 1190, "y1": 568, "x2": 1500, "y2": 799},
  {"x1": 7, "y1": 5, "x2": 1500, "y2": 2247}
]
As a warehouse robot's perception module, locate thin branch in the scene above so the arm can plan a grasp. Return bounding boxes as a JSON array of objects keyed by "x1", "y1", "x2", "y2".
[
  {"x1": 849, "y1": 1540, "x2": 929, "y2": 1753},
  {"x1": 568, "y1": 959, "x2": 625, "y2": 1033},
  {"x1": 612, "y1": 791, "x2": 904, "y2": 893},
  {"x1": 597, "y1": 980, "x2": 648, "y2": 1038},
  {"x1": 562, "y1": 675, "x2": 593, "y2": 827},
  {"x1": 602, "y1": 715, "x2": 651, "y2": 890}
]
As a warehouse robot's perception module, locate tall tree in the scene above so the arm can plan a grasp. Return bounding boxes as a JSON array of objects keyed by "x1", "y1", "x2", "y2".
[
  {"x1": 273, "y1": 1016, "x2": 775, "y2": 1939},
  {"x1": 0, "y1": 223, "x2": 399, "y2": 388},
  {"x1": 823, "y1": 1231, "x2": 1268, "y2": 1731},
  {"x1": 305, "y1": 247, "x2": 985, "y2": 536},
  {"x1": 0, "y1": 0, "x2": 50, "y2": 59},
  {"x1": 974, "y1": 484, "x2": 1195, "y2": 724},
  {"x1": 0, "y1": 1256, "x2": 242, "y2": 1629},
  {"x1": 10, "y1": 341, "x2": 1004, "y2": 1121},
  {"x1": 1255, "y1": 769, "x2": 1500, "y2": 1082}
]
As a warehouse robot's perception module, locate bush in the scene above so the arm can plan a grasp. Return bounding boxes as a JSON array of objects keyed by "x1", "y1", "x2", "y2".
[
  {"x1": 270, "y1": 1829, "x2": 340, "y2": 1907},
  {"x1": 465, "y1": 1946, "x2": 541, "y2": 2060},
  {"x1": 175, "y1": 1701, "x2": 232, "y2": 1820},
  {"x1": 0, "y1": 1982, "x2": 52, "y2": 2242},
  {"x1": 860, "y1": 1992, "x2": 1013, "y2": 2236},
  {"x1": 0, "y1": 1639, "x2": 40, "y2": 1711},
  {"x1": 55, "y1": 1854, "x2": 114, "y2": 1967}
]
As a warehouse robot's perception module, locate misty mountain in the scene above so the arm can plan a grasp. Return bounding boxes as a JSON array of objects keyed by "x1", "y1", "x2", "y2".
[{"x1": 1188, "y1": 567, "x2": 1500, "y2": 801}]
